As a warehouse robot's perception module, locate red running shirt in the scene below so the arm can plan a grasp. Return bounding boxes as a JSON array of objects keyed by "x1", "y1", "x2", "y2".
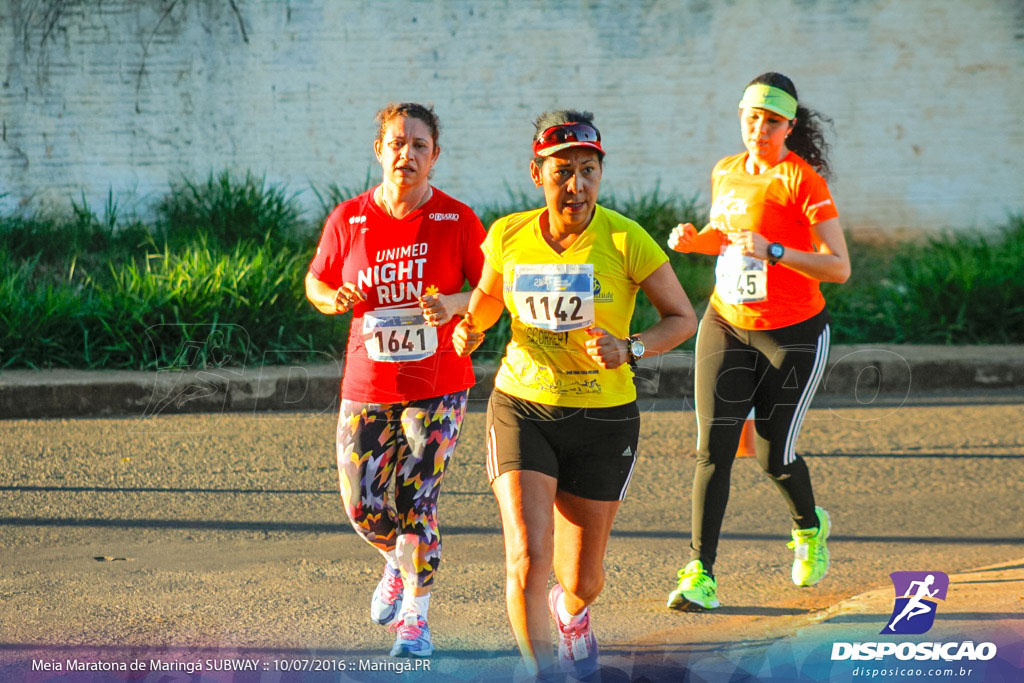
[{"x1": 309, "y1": 186, "x2": 486, "y2": 402}]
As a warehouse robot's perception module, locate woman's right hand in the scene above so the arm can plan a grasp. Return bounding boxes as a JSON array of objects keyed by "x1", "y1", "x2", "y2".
[
  {"x1": 334, "y1": 283, "x2": 367, "y2": 314},
  {"x1": 452, "y1": 313, "x2": 485, "y2": 357},
  {"x1": 668, "y1": 223, "x2": 699, "y2": 253}
]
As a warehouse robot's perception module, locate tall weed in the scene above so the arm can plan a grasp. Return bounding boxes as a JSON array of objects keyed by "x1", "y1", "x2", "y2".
[
  {"x1": 0, "y1": 191, "x2": 149, "y2": 266},
  {"x1": 155, "y1": 171, "x2": 304, "y2": 248}
]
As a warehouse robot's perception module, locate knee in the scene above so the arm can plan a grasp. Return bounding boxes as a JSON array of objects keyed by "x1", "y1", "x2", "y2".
[
  {"x1": 758, "y1": 448, "x2": 798, "y2": 479},
  {"x1": 347, "y1": 505, "x2": 393, "y2": 544},
  {"x1": 396, "y1": 503, "x2": 437, "y2": 535},
  {"x1": 693, "y1": 447, "x2": 734, "y2": 476},
  {"x1": 505, "y1": 539, "x2": 553, "y2": 593},
  {"x1": 761, "y1": 458, "x2": 796, "y2": 480},
  {"x1": 696, "y1": 432, "x2": 739, "y2": 469}
]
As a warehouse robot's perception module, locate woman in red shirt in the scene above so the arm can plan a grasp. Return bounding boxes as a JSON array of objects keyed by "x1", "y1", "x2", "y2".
[
  {"x1": 666, "y1": 73, "x2": 851, "y2": 610},
  {"x1": 305, "y1": 102, "x2": 485, "y2": 658}
]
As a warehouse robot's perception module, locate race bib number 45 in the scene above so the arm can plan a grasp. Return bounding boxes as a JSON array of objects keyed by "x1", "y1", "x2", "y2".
[
  {"x1": 715, "y1": 244, "x2": 767, "y2": 304},
  {"x1": 512, "y1": 263, "x2": 595, "y2": 332},
  {"x1": 362, "y1": 308, "x2": 438, "y2": 362}
]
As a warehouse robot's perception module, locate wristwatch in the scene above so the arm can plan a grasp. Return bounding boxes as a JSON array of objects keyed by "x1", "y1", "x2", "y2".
[
  {"x1": 627, "y1": 334, "x2": 646, "y2": 366},
  {"x1": 767, "y1": 242, "x2": 785, "y2": 265}
]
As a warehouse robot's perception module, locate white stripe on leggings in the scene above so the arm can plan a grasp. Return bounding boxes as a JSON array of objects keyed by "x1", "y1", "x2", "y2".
[
  {"x1": 618, "y1": 450, "x2": 638, "y2": 501},
  {"x1": 486, "y1": 424, "x2": 497, "y2": 483},
  {"x1": 783, "y1": 325, "x2": 831, "y2": 465}
]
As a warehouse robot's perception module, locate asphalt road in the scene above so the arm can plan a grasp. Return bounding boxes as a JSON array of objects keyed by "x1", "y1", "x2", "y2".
[{"x1": 1, "y1": 392, "x2": 1022, "y2": 681}]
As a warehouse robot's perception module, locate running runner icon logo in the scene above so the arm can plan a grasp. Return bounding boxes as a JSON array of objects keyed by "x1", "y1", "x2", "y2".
[{"x1": 881, "y1": 571, "x2": 949, "y2": 635}]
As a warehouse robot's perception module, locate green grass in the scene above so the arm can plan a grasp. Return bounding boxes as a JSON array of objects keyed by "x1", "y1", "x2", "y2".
[
  {"x1": 822, "y1": 216, "x2": 1024, "y2": 345},
  {"x1": 1, "y1": 173, "x2": 1021, "y2": 370},
  {"x1": 156, "y1": 171, "x2": 307, "y2": 248}
]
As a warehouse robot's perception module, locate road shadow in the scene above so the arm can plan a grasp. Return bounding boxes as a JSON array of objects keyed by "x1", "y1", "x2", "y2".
[
  {"x1": 804, "y1": 452, "x2": 1024, "y2": 459},
  {"x1": 0, "y1": 485, "x2": 490, "y2": 496},
  {"x1": 2, "y1": 516, "x2": 1023, "y2": 546}
]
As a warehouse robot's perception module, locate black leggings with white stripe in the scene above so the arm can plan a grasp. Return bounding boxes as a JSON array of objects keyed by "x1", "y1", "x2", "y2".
[{"x1": 689, "y1": 306, "x2": 831, "y2": 574}]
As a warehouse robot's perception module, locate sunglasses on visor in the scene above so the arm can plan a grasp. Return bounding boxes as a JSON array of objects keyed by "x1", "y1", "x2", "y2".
[{"x1": 533, "y1": 123, "x2": 603, "y2": 157}]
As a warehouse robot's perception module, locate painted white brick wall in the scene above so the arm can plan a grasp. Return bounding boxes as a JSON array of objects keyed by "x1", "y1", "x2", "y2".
[{"x1": 2, "y1": 0, "x2": 1022, "y2": 234}]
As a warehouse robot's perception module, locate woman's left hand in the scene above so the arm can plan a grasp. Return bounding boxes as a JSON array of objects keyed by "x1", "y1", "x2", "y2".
[
  {"x1": 584, "y1": 327, "x2": 629, "y2": 370},
  {"x1": 419, "y1": 293, "x2": 451, "y2": 327},
  {"x1": 728, "y1": 230, "x2": 770, "y2": 260}
]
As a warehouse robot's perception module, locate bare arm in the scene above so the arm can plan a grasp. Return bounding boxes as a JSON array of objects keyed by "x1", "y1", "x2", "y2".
[
  {"x1": 637, "y1": 261, "x2": 699, "y2": 353},
  {"x1": 729, "y1": 217, "x2": 851, "y2": 284},
  {"x1": 584, "y1": 261, "x2": 698, "y2": 369},
  {"x1": 419, "y1": 290, "x2": 473, "y2": 326},
  {"x1": 452, "y1": 262, "x2": 505, "y2": 356},
  {"x1": 304, "y1": 272, "x2": 367, "y2": 315}
]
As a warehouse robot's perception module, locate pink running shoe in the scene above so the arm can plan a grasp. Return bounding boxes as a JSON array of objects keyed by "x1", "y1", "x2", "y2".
[
  {"x1": 547, "y1": 583, "x2": 599, "y2": 678},
  {"x1": 370, "y1": 566, "x2": 403, "y2": 626},
  {"x1": 389, "y1": 612, "x2": 433, "y2": 657}
]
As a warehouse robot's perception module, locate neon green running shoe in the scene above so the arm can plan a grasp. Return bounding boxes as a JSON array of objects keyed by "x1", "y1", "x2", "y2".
[
  {"x1": 788, "y1": 506, "x2": 831, "y2": 586},
  {"x1": 667, "y1": 560, "x2": 719, "y2": 610}
]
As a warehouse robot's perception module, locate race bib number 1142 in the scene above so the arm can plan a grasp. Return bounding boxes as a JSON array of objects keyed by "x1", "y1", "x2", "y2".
[{"x1": 512, "y1": 263, "x2": 595, "y2": 332}]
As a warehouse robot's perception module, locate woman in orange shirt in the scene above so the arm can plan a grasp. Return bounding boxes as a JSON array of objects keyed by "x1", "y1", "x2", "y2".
[{"x1": 666, "y1": 72, "x2": 851, "y2": 610}]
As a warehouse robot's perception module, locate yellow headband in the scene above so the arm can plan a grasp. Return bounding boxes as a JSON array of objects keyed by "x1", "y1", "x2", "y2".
[{"x1": 738, "y1": 84, "x2": 798, "y2": 119}]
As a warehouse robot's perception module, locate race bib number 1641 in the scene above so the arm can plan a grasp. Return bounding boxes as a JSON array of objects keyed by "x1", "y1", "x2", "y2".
[{"x1": 362, "y1": 308, "x2": 438, "y2": 362}]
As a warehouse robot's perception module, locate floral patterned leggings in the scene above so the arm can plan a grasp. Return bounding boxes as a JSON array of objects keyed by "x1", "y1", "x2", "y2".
[{"x1": 336, "y1": 390, "x2": 468, "y2": 589}]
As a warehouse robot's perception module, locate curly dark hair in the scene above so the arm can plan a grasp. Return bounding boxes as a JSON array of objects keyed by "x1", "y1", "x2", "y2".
[
  {"x1": 746, "y1": 72, "x2": 834, "y2": 180},
  {"x1": 531, "y1": 109, "x2": 603, "y2": 167},
  {"x1": 374, "y1": 102, "x2": 441, "y2": 148}
]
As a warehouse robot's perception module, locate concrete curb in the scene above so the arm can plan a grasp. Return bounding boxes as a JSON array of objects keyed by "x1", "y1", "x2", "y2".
[{"x1": 2, "y1": 345, "x2": 1023, "y2": 419}]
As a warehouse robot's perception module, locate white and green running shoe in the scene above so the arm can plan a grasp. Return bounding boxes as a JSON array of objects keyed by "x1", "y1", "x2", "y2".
[
  {"x1": 667, "y1": 560, "x2": 720, "y2": 610},
  {"x1": 789, "y1": 506, "x2": 831, "y2": 586}
]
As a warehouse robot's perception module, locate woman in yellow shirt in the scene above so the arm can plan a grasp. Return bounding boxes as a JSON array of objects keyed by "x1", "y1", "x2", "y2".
[{"x1": 453, "y1": 110, "x2": 696, "y2": 679}]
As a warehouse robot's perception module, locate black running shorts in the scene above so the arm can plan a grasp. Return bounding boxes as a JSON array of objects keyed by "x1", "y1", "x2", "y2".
[{"x1": 485, "y1": 389, "x2": 640, "y2": 501}]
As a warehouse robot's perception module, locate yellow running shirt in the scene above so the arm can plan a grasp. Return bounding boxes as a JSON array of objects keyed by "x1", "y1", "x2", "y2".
[{"x1": 482, "y1": 205, "x2": 667, "y2": 408}]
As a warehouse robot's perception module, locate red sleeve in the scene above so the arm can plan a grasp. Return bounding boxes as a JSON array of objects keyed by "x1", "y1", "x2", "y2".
[
  {"x1": 308, "y1": 204, "x2": 349, "y2": 289},
  {"x1": 461, "y1": 211, "x2": 487, "y2": 287}
]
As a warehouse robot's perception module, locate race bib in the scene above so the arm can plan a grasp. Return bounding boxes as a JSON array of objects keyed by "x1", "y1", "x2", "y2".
[
  {"x1": 715, "y1": 244, "x2": 767, "y2": 304},
  {"x1": 362, "y1": 308, "x2": 438, "y2": 362},
  {"x1": 512, "y1": 263, "x2": 595, "y2": 332}
]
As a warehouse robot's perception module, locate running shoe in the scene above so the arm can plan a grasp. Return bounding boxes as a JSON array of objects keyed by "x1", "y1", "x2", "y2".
[
  {"x1": 370, "y1": 565, "x2": 403, "y2": 626},
  {"x1": 547, "y1": 583, "x2": 599, "y2": 678},
  {"x1": 389, "y1": 612, "x2": 434, "y2": 657},
  {"x1": 789, "y1": 506, "x2": 831, "y2": 586},
  {"x1": 666, "y1": 559, "x2": 719, "y2": 610}
]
